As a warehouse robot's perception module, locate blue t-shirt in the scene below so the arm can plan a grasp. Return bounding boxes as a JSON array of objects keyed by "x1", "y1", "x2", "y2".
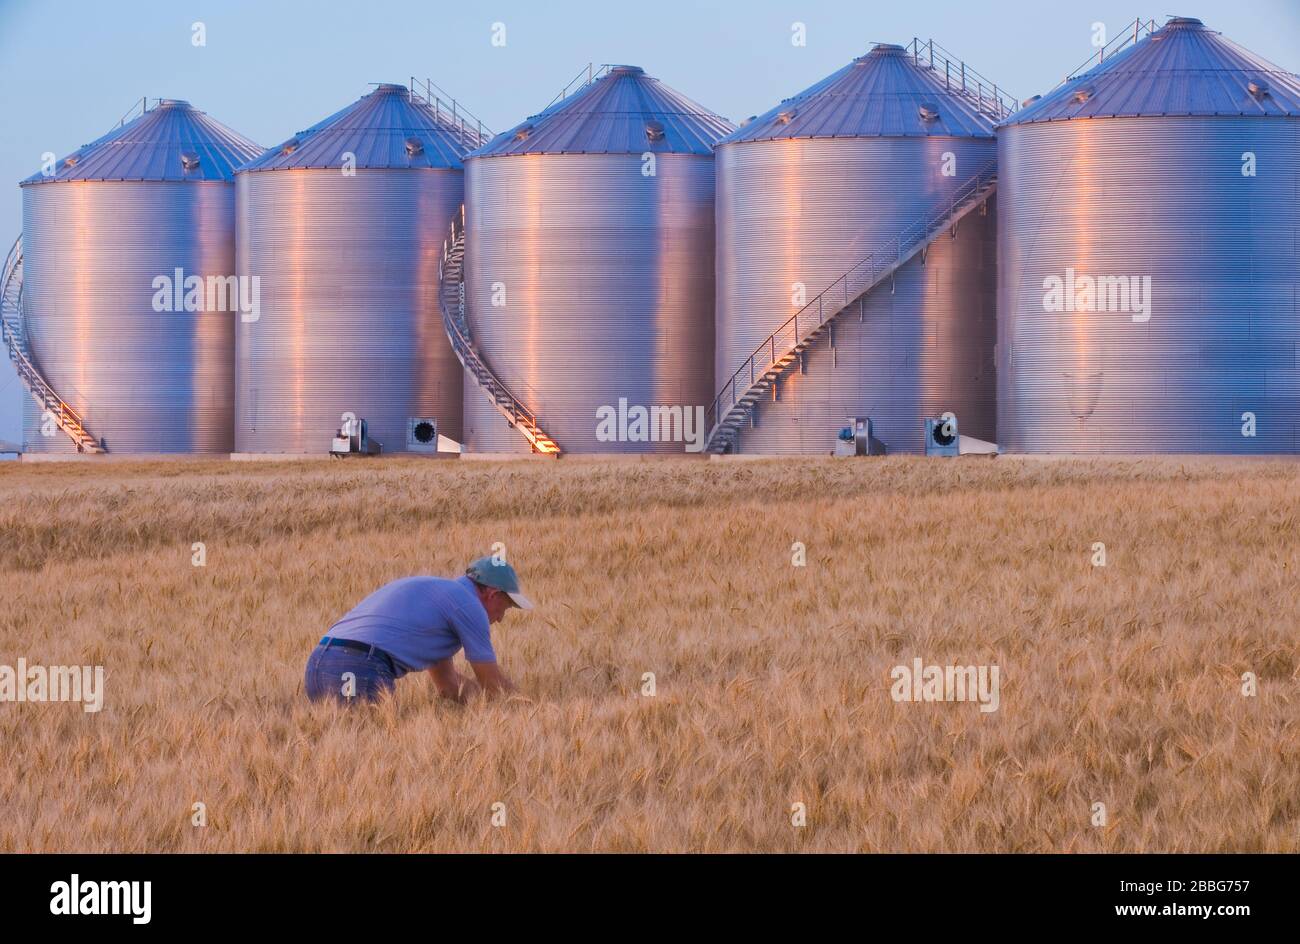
[{"x1": 326, "y1": 575, "x2": 496, "y2": 676}]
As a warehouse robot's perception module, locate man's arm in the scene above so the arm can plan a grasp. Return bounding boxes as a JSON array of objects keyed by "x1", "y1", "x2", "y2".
[
  {"x1": 427, "y1": 659, "x2": 474, "y2": 703},
  {"x1": 469, "y1": 660, "x2": 516, "y2": 699}
]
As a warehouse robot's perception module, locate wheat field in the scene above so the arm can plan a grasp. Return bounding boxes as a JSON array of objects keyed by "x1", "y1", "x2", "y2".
[{"x1": 0, "y1": 454, "x2": 1296, "y2": 852}]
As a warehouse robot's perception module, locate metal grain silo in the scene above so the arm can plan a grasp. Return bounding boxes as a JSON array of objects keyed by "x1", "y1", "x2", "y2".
[
  {"x1": 236, "y1": 83, "x2": 482, "y2": 453},
  {"x1": 461, "y1": 65, "x2": 733, "y2": 454},
  {"x1": 711, "y1": 42, "x2": 1009, "y2": 454},
  {"x1": 15, "y1": 99, "x2": 261, "y2": 453},
  {"x1": 998, "y1": 17, "x2": 1300, "y2": 453}
]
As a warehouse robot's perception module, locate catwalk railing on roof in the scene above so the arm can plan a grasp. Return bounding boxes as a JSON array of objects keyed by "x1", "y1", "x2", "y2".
[
  {"x1": 1059, "y1": 18, "x2": 1160, "y2": 86},
  {"x1": 907, "y1": 38, "x2": 1018, "y2": 120},
  {"x1": 545, "y1": 63, "x2": 615, "y2": 110},
  {"x1": 114, "y1": 96, "x2": 153, "y2": 128},
  {"x1": 408, "y1": 77, "x2": 494, "y2": 149}
]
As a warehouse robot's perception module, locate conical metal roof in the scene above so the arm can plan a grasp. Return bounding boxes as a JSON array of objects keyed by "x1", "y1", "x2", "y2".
[
  {"x1": 239, "y1": 84, "x2": 482, "y2": 173},
  {"x1": 471, "y1": 65, "x2": 734, "y2": 157},
  {"x1": 21, "y1": 99, "x2": 261, "y2": 185},
  {"x1": 722, "y1": 43, "x2": 998, "y2": 144},
  {"x1": 1006, "y1": 17, "x2": 1300, "y2": 125}
]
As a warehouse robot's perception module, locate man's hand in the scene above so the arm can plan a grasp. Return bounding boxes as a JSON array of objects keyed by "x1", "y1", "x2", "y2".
[
  {"x1": 469, "y1": 661, "x2": 517, "y2": 699},
  {"x1": 427, "y1": 659, "x2": 474, "y2": 704}
]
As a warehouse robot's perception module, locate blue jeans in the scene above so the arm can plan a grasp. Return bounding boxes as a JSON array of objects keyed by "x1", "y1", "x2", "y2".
[{"x1": 304, "y1": 642, "x2": 397, "y2": 704}]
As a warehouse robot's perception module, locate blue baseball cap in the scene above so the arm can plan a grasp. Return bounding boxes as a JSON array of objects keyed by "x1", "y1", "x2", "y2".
[{"x1": 465, "y1": 556, "x2": 534, "y2": 610}]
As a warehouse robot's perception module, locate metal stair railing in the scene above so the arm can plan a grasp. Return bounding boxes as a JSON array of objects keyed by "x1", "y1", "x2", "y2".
[
  {"x1": 1, "y1": 237, "x2": 103, "y2": 453},
  {"x1": 907, "y1": 39, "x2": 1018, "y2": 120},
  {"x1": 438, "y1": 213, "x2": 551, "y2": 416},
  {"x1": 437, "y1": 207, "x2": 560, "y2": 455},
  {"x1": 704, "y1": 160, "x2": 999, "y2": 453}
]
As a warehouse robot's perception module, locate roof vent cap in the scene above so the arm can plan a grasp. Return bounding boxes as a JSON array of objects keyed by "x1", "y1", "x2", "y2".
[
  {"x1": 644, "y1": 120, "x2": 665, "y2": 141},
  {"x1": 63, "y1": 154, "x2": 80, "y2": 168},
  {"x1": 1022, "y1": 94, "x2": 1042, "y2": 107},
  {"x1": 775, "y1": 108, "x2": 798, "y2": 125},
  {"x1": 1248, "y1": 79, "x2": 1270, "y2": 99},
  {"x1": 918, "y1": 102, "x2": 940, "y2": 122},
  {"x1": 404, "y1": 136, "x2": 425, "y2": 157},
  {"x1": 1073, "y1": 87, "x2": 1094, "y2": 105},
  {"x1": 180, "y1": 151, "x2": 200, "y2": 171},
  {"x1": 514, "y1": 124, "x2": 533, "y2": 141},
  {"x1": 280, "y1": 137, "x2": 300, "y2": 155}
]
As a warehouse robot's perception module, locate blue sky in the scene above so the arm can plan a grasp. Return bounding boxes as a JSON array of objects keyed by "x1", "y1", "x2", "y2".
[{"x1": 1, "y1": 0, "x2": 1297, "y2": 445}]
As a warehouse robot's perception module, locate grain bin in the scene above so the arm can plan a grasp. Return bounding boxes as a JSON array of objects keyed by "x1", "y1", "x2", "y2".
[
  {"x1": 236, "y1": 83, "x2": 480, "y2": 453},
  {"x1": 17, "y1": 99, "x2": 261, "y2": 453},
  {"x1": 462, "y1": 65, "x2": 733, "y2": 454},
  {"x1": 711, "y1": 42, "x2": 1007, "y2": 454},
  {"x1": 998, "y1": 17, "x2": 1300, "y2": 453}
]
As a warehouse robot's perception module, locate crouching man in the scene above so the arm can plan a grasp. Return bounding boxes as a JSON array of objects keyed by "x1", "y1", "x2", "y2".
[{"x1": 304, "y1": 556, "x2": 533, "y2": 705}]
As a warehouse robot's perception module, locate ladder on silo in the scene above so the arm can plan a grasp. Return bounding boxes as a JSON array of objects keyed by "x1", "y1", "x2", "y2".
[
  {"x1": 704, "y1": 160, "x2": 999, "y2": 454},
  {"x1": 437, "y1": 207, "x2": 561, "y2": 455},
  {"x1": 1, "y1": 237, "x2": 104, "y2": 453}
]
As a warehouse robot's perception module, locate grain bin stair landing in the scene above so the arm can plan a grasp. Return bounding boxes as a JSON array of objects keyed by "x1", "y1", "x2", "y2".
[
  {"x1": 704, "y1": 160, "x2": 998, "y2": 454},
  {"x1": 1, "y1": 237, "x2": 103, "y2": 453},
  {"x1": 438, "y1": 207, "x2": 561, "y2": 455}
]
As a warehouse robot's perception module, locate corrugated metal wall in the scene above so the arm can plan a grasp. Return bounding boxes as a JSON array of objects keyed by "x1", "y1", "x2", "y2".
[
  {"x1": 463, "y1": 153, "x2": 717, "y2": 454},
  {"x1": 235, "y1": 168, "x2": 463, "y2": 452},
  {"x1": 715, "y1": 136, "x2": 997, "y2": 453},
  {"x1": 997, "y1": 117, "x2": 1300, "y2": 453},
  {"x1": 21, "y1": 181, "x2": 237, "y2": 453}
]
